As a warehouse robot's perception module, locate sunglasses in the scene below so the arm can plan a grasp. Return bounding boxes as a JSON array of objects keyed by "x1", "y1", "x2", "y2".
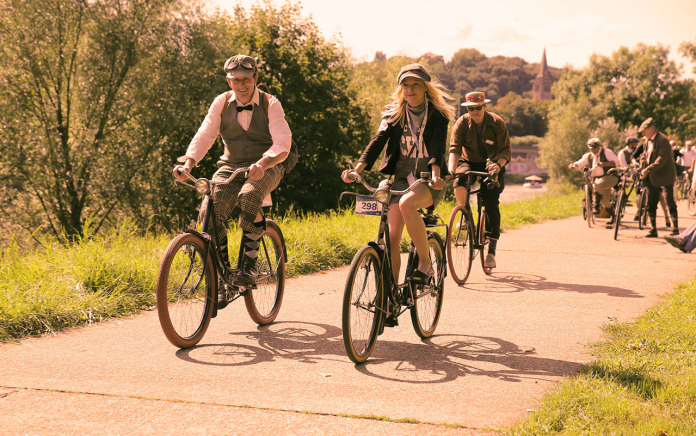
[
  {"x1": 226, "y1": 61, "x2": 254, "y2": 71},
  {"x1": 588, "y1": 145, "x2": 599, "y2": 149},
  {"x1": 467, "y1": 105, "x2": 484, "y2": 112}
]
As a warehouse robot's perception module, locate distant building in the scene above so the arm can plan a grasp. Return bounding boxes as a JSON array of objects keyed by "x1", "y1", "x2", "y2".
[
  {"x1": 508, "y1": 142, "x2": 547, "y2": 175},
  {"x1": 532, "y1": 48, "x2": 553, "y2": 101}
]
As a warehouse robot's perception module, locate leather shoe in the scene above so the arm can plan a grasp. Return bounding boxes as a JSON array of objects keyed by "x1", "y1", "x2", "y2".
[
  {"x1": 410, "y1": 266, "x2": 433, "y2": 284},
  {"x1": 664, "y1": 235, "x2": 686, "y2": 252},
  {"x1": 671, "y1": 227, "x2": 679, "y2": 235},
  {"x1": 484, "y1": 253, "x2": 497, "y2": 268},
  {"x1": 596, "y1": 208, "x2": 611, "y2": 219},
  {"x1": 646, "y1": 229, "x2": 658, "y2": 238}
]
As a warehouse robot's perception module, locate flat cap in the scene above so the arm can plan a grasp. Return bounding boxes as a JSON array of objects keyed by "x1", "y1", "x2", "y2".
[
  {"x1": 625, "y1": 136, "x2": 639, "y2": 145},
  {"x1": 397, "y1": 63, "x2": 431, "y2": 84},
  {"x1": 224, "y1": 54, "x2": 257, "y2": 79},
  {"x1": 638, "y1": 117, "x2": 655, "y2": 133}
]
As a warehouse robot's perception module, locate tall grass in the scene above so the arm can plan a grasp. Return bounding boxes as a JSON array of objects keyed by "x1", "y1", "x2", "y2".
[{"x1": 0, "y1": 190, "x2": 582, "y2": 341}]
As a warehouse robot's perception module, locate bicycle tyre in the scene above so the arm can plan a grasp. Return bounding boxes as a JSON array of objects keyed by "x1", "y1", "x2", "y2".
[
  {"x1": 156, "y1": 233, "x2": 215, "y2": 349},
  {"x1": 342, "y1": 245, "x2": 384, "y2": 364},
  {"x1": 639, "y1": 190, "x2": 649, "y2": 230},
  {"x1": 478, "y1": 207, "x2": 493, "y2": 275},
  {"x1": 688, "y1": 190, "x2": 696, "y2": 216},
  {"x1": 244, "y1": 221, "x2": 285, "y2": 325},
  {"x1": 585, "y1": 184, "x2": 593, "y2": 228},
  {"x1": 410, "y1": 232, "x2": 445, "y2": 339},
  {"x1": 447, "y1": 205, "x2": 473, "y2": 284},
  {"x1": 613, "y1": 190, "x2": 624, "y2": 241}
]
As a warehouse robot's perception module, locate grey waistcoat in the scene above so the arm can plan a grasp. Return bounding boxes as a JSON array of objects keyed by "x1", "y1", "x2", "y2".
[{"x1": 218, "y1": 94, "x2": 273, "y2": 167}]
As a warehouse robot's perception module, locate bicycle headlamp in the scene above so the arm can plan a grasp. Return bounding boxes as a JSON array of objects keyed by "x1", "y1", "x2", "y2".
[
  {"x1": 195, "y1": 179, "x2": 211, "y2": 195},
  {"x1": 374, "y1": 188, "x2": 390, "y2": 204}
]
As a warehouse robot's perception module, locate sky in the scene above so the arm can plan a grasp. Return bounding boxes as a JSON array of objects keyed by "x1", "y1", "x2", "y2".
[{"x1": 212, "y1": 0, "x2": 696, "y2": 78}]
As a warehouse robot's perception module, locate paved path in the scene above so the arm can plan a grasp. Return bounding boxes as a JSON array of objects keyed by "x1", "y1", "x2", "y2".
[{"x1": 1, "y1": 201, "x2": 694, "y2": 435}]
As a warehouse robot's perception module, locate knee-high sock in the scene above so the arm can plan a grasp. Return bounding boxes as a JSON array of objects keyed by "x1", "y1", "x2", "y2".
[
  {"x1": 488, "y1": 238, "x2": 498, "y2": 255},
  {"x1": 670, "y1": 209, "x2": 678, "y2": 229}
]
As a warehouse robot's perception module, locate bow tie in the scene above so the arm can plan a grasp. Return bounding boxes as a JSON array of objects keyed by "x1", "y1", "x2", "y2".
[{"x1": 236, "y1": 105, "x2": 253, "y2": 112}]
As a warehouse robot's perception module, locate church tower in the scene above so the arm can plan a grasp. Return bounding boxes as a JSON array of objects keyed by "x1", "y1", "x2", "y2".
[{"x1": 532, "y1": 48, "x2": 553, "y2": 101}]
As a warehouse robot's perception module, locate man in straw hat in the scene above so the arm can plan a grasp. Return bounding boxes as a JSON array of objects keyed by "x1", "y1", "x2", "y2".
[
  {"x1": 173, "y1": 54, "x2": 293, "y2": 307},
  {"x1": 448, "y1": 91, "x2": 511, "y2": 269},
  {"x1": 638, "y1": 117, "x2": 678, "y2": 237}
]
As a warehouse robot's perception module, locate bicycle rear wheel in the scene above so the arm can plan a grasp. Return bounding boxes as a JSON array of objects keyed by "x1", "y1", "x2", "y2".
[
  {"x1": 156, "y1": 233, "x2": 215, "y2": 349},
  {"x1": 613, "y1": 190, "x2": 625, "y2": 241},
  {"x1": 410, "y1": 232, "x2": 445, "y2": 339},
  {"x1": 447, "y1": 205, "x2": 473, "y2": 284},
  {"x1": 688, "y1": 190, "x2": 696, "y2": 216},
  {"x1": 478, "y1": 207, "x2": 493, "y2": 275},
  {"x1": 244, "y1": 221, "x2": 285, "y2": 325},
  {"x1": 342, "y1": 245, "x2": 384, "y2": 364},
  {"x1": 585, "y1": 184, "x2": 593, "y2": 228}
]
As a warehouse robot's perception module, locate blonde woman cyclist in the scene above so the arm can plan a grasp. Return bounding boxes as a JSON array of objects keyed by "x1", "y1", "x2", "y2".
[{"x1": 341, "y1": 64, "x2": 455, "y2": 320}]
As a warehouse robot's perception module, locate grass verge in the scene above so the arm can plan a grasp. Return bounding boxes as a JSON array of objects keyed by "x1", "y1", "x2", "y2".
[
  {"x1": 509, "y1": 279, "x2": 696, "y2": 435},
  {"x1": 0, "y1": 189, "x2": 582, "y2": 342}
]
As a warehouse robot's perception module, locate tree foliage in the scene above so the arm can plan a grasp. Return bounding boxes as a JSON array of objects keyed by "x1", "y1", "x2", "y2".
[
  {"x1": 0, "y1": 0, "x2": 371, "y2": 241},
  {"x1": 539, "y1": 43, "x2": 696, "y2": 185},
  {"x1": 489, "y1": 92, "x2": 550, "y2": 137}
]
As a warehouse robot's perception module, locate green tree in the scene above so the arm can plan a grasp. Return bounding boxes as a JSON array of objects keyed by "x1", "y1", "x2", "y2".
[
  {"x1": 490, "y1": 92, "x2": 549, "y2": 137},
  {"x1": 538, "y1": 43, "x2": 696, "y2": 185},
  {"x1": 0, "y1": 0, "x2": 219, "y2": 240}
]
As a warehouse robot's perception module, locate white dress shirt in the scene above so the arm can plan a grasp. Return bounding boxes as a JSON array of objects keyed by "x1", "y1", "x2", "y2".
[
  {"x1": 178, "y1": 88, "x2": 292, "y2": 165},
  {"x1": 571, "y1": 148, "x2": 621, "y2": 170},
  {"x1": 680, "y1": 147, "x2": 696, "y2": 168}
]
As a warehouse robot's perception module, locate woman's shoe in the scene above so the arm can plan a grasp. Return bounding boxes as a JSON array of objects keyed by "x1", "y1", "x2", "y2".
[{"x1": 410, "y1": 266, "x2": 433, "y2": 284}]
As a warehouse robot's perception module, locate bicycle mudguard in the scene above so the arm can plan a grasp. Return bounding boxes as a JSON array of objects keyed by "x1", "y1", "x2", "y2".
[
  {"x1": 265, "y1": 219, "x2": 288, "y2": 261},
  {"x1": 427, "y1": 231, "x2": 447, "y2": 278}
]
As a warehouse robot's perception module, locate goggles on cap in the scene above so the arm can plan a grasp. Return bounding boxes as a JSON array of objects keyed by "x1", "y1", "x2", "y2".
[{"x1": 226, "y1": 61, "x2": 254, "y2": 72}]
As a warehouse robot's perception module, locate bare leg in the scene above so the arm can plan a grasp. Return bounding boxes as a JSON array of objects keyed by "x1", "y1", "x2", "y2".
[
  {"x1": 387, "y1": 207, "x2": 405, "y2": 282},
  {"x1": 454, "y1": 185, "x2": 468, "y2": 207},
  {"x1": 399, "y1": 184, "x2": 435, "y2": 273}
]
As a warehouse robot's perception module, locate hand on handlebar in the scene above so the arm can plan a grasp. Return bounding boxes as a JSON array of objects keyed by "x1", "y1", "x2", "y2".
[
  {"x1": 486, "y1": 160, "x2": 501, "y2": 174},
  {"x1": 247, "y1": 162, "x2": 265, "y2": 180},
  {"x1": 173, "y1": 164, "x2": 191, "y2": 182},
  {"x1": 429, "y1": 175, "x2": 445, "y2": 190},
  {"x1": 341, "y1": 169, "x2": 359, "y2": 183}
]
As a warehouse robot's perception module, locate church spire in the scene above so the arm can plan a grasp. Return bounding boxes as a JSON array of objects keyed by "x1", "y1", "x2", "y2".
[
  {"x1": 532, "y1": 48, "x2": 553, "y2": 100},
  {"x1": 538, "y1": 48, "x2": 549, "y2": 77}
]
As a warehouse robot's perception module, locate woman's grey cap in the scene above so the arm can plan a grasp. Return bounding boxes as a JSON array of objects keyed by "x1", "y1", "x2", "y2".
[
  {"x1": 397, "y1": 63, "x2": 431, "y2": 84},
  {"x1": 638, "y1": 117, "x2": 655, "y2": 133},
  {"x1": 224, "y1": 54, "x2": 257, "y2": 78}
]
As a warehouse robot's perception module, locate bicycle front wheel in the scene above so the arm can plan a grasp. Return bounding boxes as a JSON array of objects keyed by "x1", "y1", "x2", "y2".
[
  {"x1": 156, "y1": 233, "x2": 215, "y2": 349},
  {"x1": 688, "y1": 190, "x2": 696, "y2": 216},
  {"x1": 585, "y1": 184, "x2": 593, "y2": 228},
  {"x1": 479, "y1": 207, "x2": 493, "y2": 275},
  {"x1": 410, "y1": 232, "x2": 445, "y2": 339},
  {"x1": 447, "y1": 205, "x2": 473, "y2": 284},
  {"x1": 613, "y1": 190, "x2": 624, "y2": 241},
  {"x1": 342, "y1": 245, "x2": 384, "y2": 364},
  {"x1": 244, "y1": 221, "x2": 285, "y2": 325}
]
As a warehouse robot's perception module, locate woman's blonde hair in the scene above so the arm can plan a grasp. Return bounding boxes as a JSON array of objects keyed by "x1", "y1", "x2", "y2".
[{"x1": 381, "y1": 78, "x2": 456, "y2": 124}]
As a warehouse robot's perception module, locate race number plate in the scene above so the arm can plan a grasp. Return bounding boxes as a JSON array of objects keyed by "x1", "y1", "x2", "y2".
[{"x1": 356, "y1": 195, "x2": 382, "y2": 216}]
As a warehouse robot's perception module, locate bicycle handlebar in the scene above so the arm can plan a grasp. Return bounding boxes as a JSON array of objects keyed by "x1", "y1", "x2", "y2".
[
  {"x1": 461, "y1": 170, "x2": 500, "y2": 189},
  {"x1": 174, "y1": 167, "x2": 250, "y2": 190},
  {"x1": 341, "y1": 171, "x2": 433, "y2": 200}
]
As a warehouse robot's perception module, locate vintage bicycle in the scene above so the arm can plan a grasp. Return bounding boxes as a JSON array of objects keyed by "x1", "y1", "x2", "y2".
[
  {"x1": 608, "y1": 167, "x2": 637, "y2": 240},
  {"x1": 340, "y1": 172, "x2": 446, "y2": 364},
  {"x1": 446, "y1": 170, "x2": 499, "y2": 285},
  {"x1": 156, "y1": 167, "x2": 286, "y2": 348}
]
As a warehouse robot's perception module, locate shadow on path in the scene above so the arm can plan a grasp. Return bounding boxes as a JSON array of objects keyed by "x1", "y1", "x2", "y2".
[
  {"x1": 460, "y1": 272, "x2": 643, "y2": 299},
  {"x1": 175, "y1": 322, "x2": 582, "y2": 385}
]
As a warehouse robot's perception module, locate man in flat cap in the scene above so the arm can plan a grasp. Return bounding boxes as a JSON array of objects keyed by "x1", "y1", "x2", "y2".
[
  {"x1": 173, "y1": 54, "x2": 293, "y2": 307},
  {"x1": 569, "y1": 137, "x2": 621, "y2": 220},
  {"x1": 448, "y1": 91, "x2": 511, "y2": 269},
  {"x1": 638, "y1": 117, "x2": 678, "y2": 237},
  {"x1": 618, "y1": 136, "x2": 639, "y2": 168}
]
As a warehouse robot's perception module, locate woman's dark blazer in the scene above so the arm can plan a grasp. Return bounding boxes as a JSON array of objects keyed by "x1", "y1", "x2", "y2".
[{"x1": 358, "y1": 101, "x2": 450, "y2": 177}]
